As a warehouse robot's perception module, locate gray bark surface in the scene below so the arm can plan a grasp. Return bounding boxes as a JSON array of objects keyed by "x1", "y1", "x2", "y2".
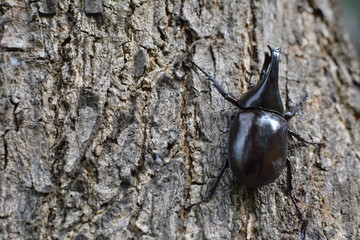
[{"x1": 0, "y1": 0, "x2": 359, "y2": 239}]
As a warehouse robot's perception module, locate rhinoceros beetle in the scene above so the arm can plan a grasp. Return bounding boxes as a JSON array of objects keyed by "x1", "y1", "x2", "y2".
[{"x1": 186, "y1": 45, "x2": 324, "y2": 240}]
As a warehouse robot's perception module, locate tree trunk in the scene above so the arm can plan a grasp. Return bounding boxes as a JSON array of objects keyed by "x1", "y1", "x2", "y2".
[{"x1": 0, "y1": 0, "x2": 359, "y2": 239}]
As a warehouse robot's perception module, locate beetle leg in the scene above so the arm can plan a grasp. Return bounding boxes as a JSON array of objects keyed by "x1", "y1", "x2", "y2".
[
  {"x1": 185, "y1": 159, "x2": 229, "y2": 210},
  {"x1": 286, "y1": 159, "x2": 308, "y2": 240},
  {"x1": 284, "y1": 95, "x2": 309, "y2": 119},
  {"x1": 187, "y1": 57, "x2": 240, "y2": 107},
  {"x1": 288, "y1": 129, "x2": 325, "y2": 145}
]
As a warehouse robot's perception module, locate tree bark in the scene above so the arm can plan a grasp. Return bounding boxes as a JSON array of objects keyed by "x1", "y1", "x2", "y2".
[{"x1": 0, "y1": 0, "x2": 359, "y2": 239}]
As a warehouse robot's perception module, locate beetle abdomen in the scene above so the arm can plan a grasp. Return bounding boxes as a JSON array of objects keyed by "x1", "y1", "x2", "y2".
[{"x1": 228, "y1": 110, "x2": 288, "y2": 188}]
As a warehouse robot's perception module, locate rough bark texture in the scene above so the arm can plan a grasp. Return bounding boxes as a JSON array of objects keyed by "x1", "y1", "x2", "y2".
[{"x1": 0, "y1": 0, "x2": 359, "y2": 240}]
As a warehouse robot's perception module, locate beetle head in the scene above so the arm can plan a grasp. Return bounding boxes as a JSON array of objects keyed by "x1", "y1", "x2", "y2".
[{"x1": 237, "y1": 45, "x2": 284, "y2": 114}]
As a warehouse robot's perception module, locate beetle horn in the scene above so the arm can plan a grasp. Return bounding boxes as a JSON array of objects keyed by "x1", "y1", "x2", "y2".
[{"x1": 237, "y1": 45, "x2": 284, "y2": 114}]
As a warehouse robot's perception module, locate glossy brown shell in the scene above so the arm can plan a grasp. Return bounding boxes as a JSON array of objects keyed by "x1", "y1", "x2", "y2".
[{"x1": 228, "y1": 109, "x2": 288, "y2": 187}]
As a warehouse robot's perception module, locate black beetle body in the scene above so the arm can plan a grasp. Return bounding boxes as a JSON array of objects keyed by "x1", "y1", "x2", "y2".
[
  {"x1": 228, "y1": 109, "x2": 288, "y2": 187},
  {"x1": 189, "y1": 46, "x2": 293, "y2": 188},
  {"x1": 228, "y1": 46, "x2": 287, "y2": 188},
  {"x1": 187, "y1": 46, "x2": 323, "y2": 239}
]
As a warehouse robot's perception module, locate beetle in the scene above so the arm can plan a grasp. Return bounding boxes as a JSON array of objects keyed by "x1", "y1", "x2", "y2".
[{"x1": 186, "y1": 45, "x2": 324, "y2": 239}]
